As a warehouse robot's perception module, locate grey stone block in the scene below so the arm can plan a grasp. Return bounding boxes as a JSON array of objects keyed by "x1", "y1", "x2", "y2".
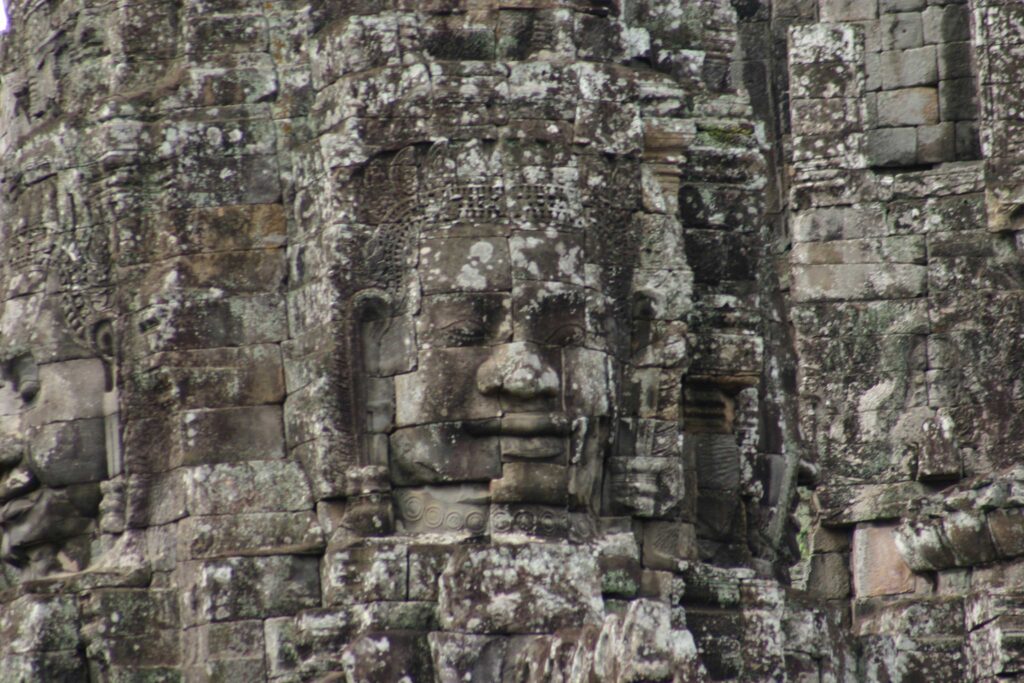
[
  {"x1": 866, "y1": 52, "x2": 882, "y2": 91},
  {"x1": 938, "y1": 42, "x2": 974, "y2": 80},
  {"x1": 881, "y1": 12, "x2": 924, "y2": 50},
  {"x1": 955, "y1": 121, "x2": 981, "y2": 160},
  {"x1": 871, "y1": 126, "x2": 920, "y2": 167},
  {"x1": 880, "y1": 46, "x2": 937, "y2": 89},
  {"x1": 807, "y1": 553, "x2": 851, "y2": 599},
  {"x1": 183, "y1": 556, "x2": 321, "y2": 624},
  {"x1": 917, "y1": 122, "x2": 955, "y2": 163},
  {"x1": 877, "y1": 87, "x2": 939, "y2": 125},
  {"x1": 880, "y1": 0, "x2": 924, "y2": 12},
  {"x1": 820, "y1": 0, "x2": 878, "y2": 21},
  {"x1": 939, "y1": 78, "x2": 978, "y2": 121},
  {"x1": 923, "y1": 5, "x2": 970, "y2": 44}
]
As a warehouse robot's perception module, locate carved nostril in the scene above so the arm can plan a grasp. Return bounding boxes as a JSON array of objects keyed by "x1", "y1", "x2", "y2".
[
  {"x1": 475, "y1": 343, "x2": 558, "y2": 400},
  {"x1": 475, "y1": 355, "x2": 503, "y2": 396}
]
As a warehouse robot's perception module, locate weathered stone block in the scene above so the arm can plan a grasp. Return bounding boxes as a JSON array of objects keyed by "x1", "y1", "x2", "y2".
[
  {"x1": 876, "y1": 87, "x2": 938, "y2": 126},
  {"x1": 807, "y1": 552, "x2": 852, "y2": 599},
  {"x1": 988, "y1": 509, "x2": 1024, "y2": 560},
  {"x1": 939, "y1": 78, "x2": 978, "y2": 122},
  {"x1": 264, "y1": 609, "x2": 355, "y2": 679},
  {"x1": 394, "y1": 485, "x2": 489, "y2": 536},
  {"x1": 792, "y1": 235, "x2": 925, "y2": 265},
  {"x1": 390, "y1": 423, "x2": 501, "y2": 485},
  {"x1": 428, "y1": 632, "x2": 507, "y2": 683},
  {"x1": 820, "y1": 0, "x2": 879, "y2": 22},
  {"x1": 183, "y1": 556, "x2": 321, "y2": 625},
  {"x1": 409, "y1": 545, "x2": 450, "y2": 601},
  {"x1": 394, "y1": 347, "x2": 502, "y2": 427},
  {"x1": 321, "y1": 543, "x2": 408, "y2": 606},
  {"x1": 938, "y1": 42, "x2": 973, "y2": 80},
  {"x1": 178, "y1": 405, "x2": 284, "y2": 465},
  {"x1": 179, "y1": 511, "x2": 324, "y2": 559},
  {"x1": 881, "y1": 12, "x2": 924, "y2": 50},
  {"x1": 880, "y1": 46, "x2": 937, "y2": 89},
  {"x1": 922, "y1": 4, "x2": 970, "y2": 44},
  {"x1": 341, "y1": 631, "x2": 435, "y2": 682},
  {"x1": 438, "y1": 544, "x2": 603, "y2": 634},
  {"x1": 185, "y1": 461, "x2": 312, "y2": 516},
  {"x1": 27, "y1": 359, "x2": 106, "y2": 423},
  {"x1": 27, "y1": 418, "x2": 107, "y2": 487},
  {"x1": 419, "y1": 237, "x2": 511, "y2": 294},
  {"x1": 642, "y1": 521, "x2": 697, "y2": 570},
  {"x1": 792, "y1": 205, "x2": 887, "y2": 242},
  {"x1": 181, "y1": 619, "x2": 263, "y2": 668},
  {"x1": 0, "y1": 594, "x2": 80, "y2": 654},
  {"x1": 917, "y1": 122, "x2": 956, "y2": 163},
  {"x1": 852, "y1": 523, "x2": 916, "y2": 597},
  {"x1": 792, "y1": 263, "x2": 926, "y2": 301},
  {"x1": 881, "y1": 0, "x2": 923, "y2": 12},
  {"x1": 944, "y1": 510, "x2": 997, "y2": 567},
  {"x1": 605, "y1": 456, "x2": 686, "y2": 518},
  {"x1": 867, "y1": 126, "x2": 918, "y2": 167},
  {"x1": 490, "y1": 462, "x2": 568, "y2": 505}
]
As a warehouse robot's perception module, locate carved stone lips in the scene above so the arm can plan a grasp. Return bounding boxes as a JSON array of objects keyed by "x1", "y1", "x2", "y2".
[{"x1": 462, "y1": 413, "x2": 570, "y2": 437}]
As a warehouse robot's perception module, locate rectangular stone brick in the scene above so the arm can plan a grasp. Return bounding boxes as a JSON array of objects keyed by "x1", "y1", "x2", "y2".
[
  {"x1": 917, "y1": 122, "x2": 956, "y2": 163},
  {"x1": 792, "y1": 205, "x2": 887, "y2": 242},
  {"x1": 880, "y1": 46, "x2": 937, "y2": 89},
  {"x1": 881, "y1": 0, "x2": 923, "y2": 12},
  {"x1": 938, "y1": 42, "x2": 974, "y2": 80},
  {"x1": 178, "y1": 405, "x2": 285, "y2": 465},
  {"x1": 939, "y1": 78, "x2": 978, "y2": 121},
  {"x1": 179, "y1": 511, "x2": 324, "y2": 559},
  {"x1": 322, "y1": 544, "x2": 408, "y2": 606},
  {"x1": 881, "y1": 12, "x2": 924, "y2": 50},
  {"x1": 820, "y1": 0, "x2": 878, "y2": 22},
  {"x1": 867, "y1": 126, "x2": 918, "y2": 166},
  {"x1": 852, "y1": 523, "x2": 916, "y2": 597},
  {"x1": 877, "y1": 87, "x2": 938, "y2": 125},
  {"x1": 182, "y1": 556, "x2": 321, "y2": 625},
  {"x1": 791, "y1": 235, "x2": 925, "y2": 265},
  {"x1": 792, "y1": 263, "x2": 926, "y2": 301},
  {"x1": 185, "y1": 461, "x2": 313, "y2": 515},
  {"x1": 923, "y1": 4, "x2": 970, "y2": 44}
]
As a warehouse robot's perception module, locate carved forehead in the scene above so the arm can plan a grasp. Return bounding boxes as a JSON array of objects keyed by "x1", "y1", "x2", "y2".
[{"x1": 355, "y1": 139, "x2": 643, "y2": 291}]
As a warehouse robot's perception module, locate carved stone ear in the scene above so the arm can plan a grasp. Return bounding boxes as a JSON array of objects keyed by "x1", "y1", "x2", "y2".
[
  {"x1": 425, "y1": 140, "x2": 455, "y2": 178},
  {"x1": 92, "y1": 320, "x2": 115, "y2": 358},
  {"x1": 8, "y1": 354, "x2": 39, "y2": 404},
  {"x1": 354, "y1": 290, "x2": 393, "y2": 325},
  {"x1": 92, "y1": 320, "x2": 116, "y2": 391}
]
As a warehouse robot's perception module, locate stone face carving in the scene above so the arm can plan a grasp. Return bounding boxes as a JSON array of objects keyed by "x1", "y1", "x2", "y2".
[
  {"x1": 351, "y1": 140, "x2": 689, "y2": 532},
  {"x1": 11, "y1": 0, "x2": 1024, "y2": 679},
  {"x1": 0, "y1": 353, "x2": 110, "y2": 578},
  {"x1": 0, "y1": 179, "x2": 117, "y2": 583}
]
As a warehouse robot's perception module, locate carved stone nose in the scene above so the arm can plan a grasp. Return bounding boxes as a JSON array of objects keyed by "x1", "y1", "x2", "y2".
[{"x1": 475, "y1": 342, "x2": 559, "y2": 400}]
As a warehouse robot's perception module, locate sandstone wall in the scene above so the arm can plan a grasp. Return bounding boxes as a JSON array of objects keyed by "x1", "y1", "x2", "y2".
[{"x1": 0, "y1": 0, "x2": 1022, "y2": 681}]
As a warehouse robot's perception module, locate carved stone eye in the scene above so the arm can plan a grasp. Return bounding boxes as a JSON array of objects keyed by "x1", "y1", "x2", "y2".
[{"x1": 443, "y1": 320, "x2": 487, "y2": 345}]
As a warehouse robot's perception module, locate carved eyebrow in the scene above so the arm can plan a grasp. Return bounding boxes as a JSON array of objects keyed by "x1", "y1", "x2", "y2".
[
  {"x1": 544, "y1": 323, "x2": 585, "y2": 344},
  {"x1": 438, "y1": 319, "x2": 486, "y2": 332}
]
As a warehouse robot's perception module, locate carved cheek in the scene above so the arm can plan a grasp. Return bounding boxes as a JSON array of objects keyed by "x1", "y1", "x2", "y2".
[{"x1": 562, "y1": 348, "x2": 613, "y2": 417}]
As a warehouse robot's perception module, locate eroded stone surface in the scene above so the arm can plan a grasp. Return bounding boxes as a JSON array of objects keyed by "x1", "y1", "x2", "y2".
[{"x1": 0, "y1": 0, "x2": 1019, "y2": 679}]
